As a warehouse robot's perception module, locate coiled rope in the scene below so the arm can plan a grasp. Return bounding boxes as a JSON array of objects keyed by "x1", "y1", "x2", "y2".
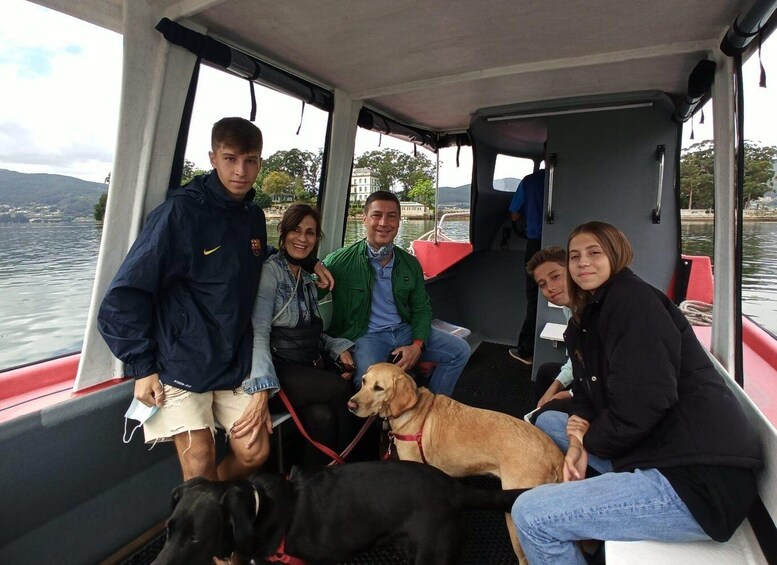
[{"x1": 679, "y1": 300, "x2": 713, "y2": 326}]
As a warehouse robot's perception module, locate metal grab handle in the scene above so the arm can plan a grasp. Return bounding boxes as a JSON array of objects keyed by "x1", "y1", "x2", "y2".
[
  {"x1": 546, "y1": 153, "x2": 557, "y2": 224},
  {"x1": 652, "y1": 145, "x2": 665, "y2": 224}
]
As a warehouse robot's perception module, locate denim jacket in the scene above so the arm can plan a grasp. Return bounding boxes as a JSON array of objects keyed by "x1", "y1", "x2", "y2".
[{"x1": 244, "y1": 252, "x2": 354, "y2": 395}]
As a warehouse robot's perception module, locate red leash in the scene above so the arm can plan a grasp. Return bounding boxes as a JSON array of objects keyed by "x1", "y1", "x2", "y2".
[
  {"x1": 266, "y1": 536, "x2": 306, "y2": 565},
  {"x1": 277, "y1": 389, "x2": 375, "y2": 466}
]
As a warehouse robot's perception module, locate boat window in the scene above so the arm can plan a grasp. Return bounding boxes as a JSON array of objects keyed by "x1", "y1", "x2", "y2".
[
  {"x1": 351, "y1": 129, "x2": 474, "y2": 276},
  {"x1": 184, "y1": 65, "x2": 330, "y2": 237},
  {"x1": 493, "y1": 155, "x2": 537, "y2": 192},
  {"x1": 0, "y1": 2, "x2": 121, "y2": 372}
]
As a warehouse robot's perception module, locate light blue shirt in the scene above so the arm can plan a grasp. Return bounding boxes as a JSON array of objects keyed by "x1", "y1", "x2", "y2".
[
  {"x1": 556, "y1": 306, "x2": 573, "y2": 388},
  {"x1": 367, "y1": 254, "x2": 402, "y2": 332}
]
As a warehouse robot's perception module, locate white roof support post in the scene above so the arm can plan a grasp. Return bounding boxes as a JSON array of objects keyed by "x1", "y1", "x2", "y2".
[
  {"x1": 711, "y1": 51, "x2": 736, "y2": 372},
  {"x1": 319, "y1": 89, "x2": 362, "y2": 256},
  {"x1": 75, "y1": 3, "x2": 200, "y2": 390}
]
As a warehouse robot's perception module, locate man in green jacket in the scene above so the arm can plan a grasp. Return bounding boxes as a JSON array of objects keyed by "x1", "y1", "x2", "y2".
[{"x1": 323, "y1": 191, "x2": 470, "y2": 396}]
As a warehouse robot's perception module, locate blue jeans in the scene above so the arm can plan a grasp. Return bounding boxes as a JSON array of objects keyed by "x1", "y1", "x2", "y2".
[
  {"x1": 352, "y1": 324, "x2": 471, "y2": 396},
  {"x1": 513, "y1": 411, "x2": 709, "y2": 564}
]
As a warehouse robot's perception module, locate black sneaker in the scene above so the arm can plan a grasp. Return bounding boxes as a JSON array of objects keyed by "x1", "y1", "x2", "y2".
[{"x1": 508, "y1": 348, "x2": 533, "y2": 365}]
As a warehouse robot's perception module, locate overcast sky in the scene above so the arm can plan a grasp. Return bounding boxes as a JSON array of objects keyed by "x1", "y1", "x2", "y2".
[{"x1": 1, "y1": 0, "x2": 775, "y2": 187}]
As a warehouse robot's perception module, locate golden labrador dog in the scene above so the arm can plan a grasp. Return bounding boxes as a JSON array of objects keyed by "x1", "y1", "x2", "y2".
[{"x1": 348, "y1": 362, "x2": 564, "y2": 564}]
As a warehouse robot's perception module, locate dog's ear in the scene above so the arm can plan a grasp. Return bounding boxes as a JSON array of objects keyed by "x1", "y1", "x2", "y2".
[
  {"x1": 387, "y1": 372, "x2": 418, "y2": 417},
  {"x1": 221, "y1": 481, "x2": 256, "y2": 560},
  {"x1": 169, "y1": 476, "x2": 206, "y2": 512}
]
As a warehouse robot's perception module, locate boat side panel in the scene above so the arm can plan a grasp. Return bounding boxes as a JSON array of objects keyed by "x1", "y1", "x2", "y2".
[{"x1": 0, "y1": 381, "x2": 180, "y2": 564}]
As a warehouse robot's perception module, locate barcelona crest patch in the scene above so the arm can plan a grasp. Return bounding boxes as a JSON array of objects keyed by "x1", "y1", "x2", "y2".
[{"x1": 251, "y1": 239, "x2": 262, "y2": 257}]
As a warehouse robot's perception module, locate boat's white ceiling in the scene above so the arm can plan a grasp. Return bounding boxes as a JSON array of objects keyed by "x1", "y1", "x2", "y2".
[{"x1": 31, "y1": 0, "x2": 749, "y2": 132}]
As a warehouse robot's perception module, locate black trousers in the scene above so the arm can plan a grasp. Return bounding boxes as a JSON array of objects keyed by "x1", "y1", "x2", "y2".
[
  {"x1": 534, "y1": 361, "x2": 563, "y2": 404},
  {"x1": 516, "y1": 238, "x2": 542, "y2": 356},
  {"x1": 271, "y1": 360, "x2": 355, "y2": 466}
]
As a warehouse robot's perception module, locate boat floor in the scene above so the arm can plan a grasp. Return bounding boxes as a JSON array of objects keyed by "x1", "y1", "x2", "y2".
[{"x1": 121, "y1": 341, "x2": 532, "y2": 565}]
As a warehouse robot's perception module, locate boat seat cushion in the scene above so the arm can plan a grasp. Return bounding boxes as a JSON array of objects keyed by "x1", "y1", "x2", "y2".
[{"x1": 606, "y1": 518, "x2": 766, "y2": 564}]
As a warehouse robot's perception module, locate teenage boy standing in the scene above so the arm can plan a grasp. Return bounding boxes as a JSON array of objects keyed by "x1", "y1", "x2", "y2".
[{"x1": 99, "y1": 117, "x2": 330, "y2": 480}]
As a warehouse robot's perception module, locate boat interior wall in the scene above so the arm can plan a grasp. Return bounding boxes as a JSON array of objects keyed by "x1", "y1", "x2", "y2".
[
  {"x1": 506, "y1": 96, "x2": 680, "y2": 377},
  {"x1": 470, "y1": 118, "x2": 546, "y2": 159},
  {"x1": 75, "y1": 4, "x2": 201, "y2": 391},
  {"x1": 425, "y1": 250, "x2": 527, "y2": 346},
  {"x1": 0, "y1": 381, "x2": 180, "y2": 563}
]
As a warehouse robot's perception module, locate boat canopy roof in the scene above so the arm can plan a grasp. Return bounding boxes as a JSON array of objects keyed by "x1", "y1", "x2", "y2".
[{"x1": 31, "y1": 0, "x2": 776, "y2": 135}]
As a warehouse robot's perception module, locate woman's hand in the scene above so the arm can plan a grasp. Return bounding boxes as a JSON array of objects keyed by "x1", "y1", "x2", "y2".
[
  {"x1": 564, "y1": 415, "x2": 590, "y2": 481},
  {"x1": 563, "y1": 441, "x2": 588, "y2": 481},
  {"x1": 230, "y1": 390, "x2": 272, "y2": 448},
  {"x1": 312, "y1": 261, "x2": 334, "y2": 290},
  {"x1": 338, "y1": 350, "x2": 355, "y2": 380},
  {"x1": 566, "y1": 415, "x2": 590, "y2": 445}
]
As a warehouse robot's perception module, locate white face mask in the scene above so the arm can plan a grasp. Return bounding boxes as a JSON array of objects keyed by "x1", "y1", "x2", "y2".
[{"x1": 122, "y1": 398, "x2": 158, "y2": 443}]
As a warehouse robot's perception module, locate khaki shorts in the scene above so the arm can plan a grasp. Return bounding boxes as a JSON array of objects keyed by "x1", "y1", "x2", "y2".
[{"x1": 143, "y1": 384, "x2": 252, "y2": 444}]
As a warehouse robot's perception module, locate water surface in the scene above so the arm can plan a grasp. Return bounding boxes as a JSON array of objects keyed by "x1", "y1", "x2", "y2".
[{"x1": 2, "y1": 220, "x2": 776, "y2": 370}]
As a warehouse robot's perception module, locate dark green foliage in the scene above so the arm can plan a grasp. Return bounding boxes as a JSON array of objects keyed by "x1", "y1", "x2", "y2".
[
  {"x1": 181, "y1": 159, "x2": 207, "y2": 186},
  {"x1": 354, "y1": 149, "x2": 435, "y2": 195},
  {"x1": 680, "y1": 141, "x2": 777, "y2": 209},
  {"x1": 257, "y1": 148, "x2": 322, "y2": 194},
  {"x1": 94, "y1": 192, "x2": 108, "y2": 222}
]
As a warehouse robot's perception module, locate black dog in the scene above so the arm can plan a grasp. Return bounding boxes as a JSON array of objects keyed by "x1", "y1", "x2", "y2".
[{"x1": 153, "y1": 460, "x2": 526, "y2": 565}]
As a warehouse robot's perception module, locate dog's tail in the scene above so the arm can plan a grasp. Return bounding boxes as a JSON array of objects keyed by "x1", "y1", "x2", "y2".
[{"x1": 459, "y1": 486, "x2": 530, "y2": 512}]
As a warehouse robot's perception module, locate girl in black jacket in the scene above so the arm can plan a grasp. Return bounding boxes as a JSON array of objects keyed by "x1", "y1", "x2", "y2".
[{"x1": 511, "y1": 221, "x2": 762, "y2": 564}]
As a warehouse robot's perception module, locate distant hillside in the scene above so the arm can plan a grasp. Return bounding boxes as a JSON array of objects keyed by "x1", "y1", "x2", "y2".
[
  {"x1": 0, "y1": 169, "x2": 107, "y2": 218},
  {"x1": 437, "y1": 177, "x2": 519, "y2": 206},
  {"x1": 0, "y1": 168, "x2": 521, "y2": 217}
]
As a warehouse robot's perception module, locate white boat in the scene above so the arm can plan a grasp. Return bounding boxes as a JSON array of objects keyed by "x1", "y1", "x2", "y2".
[{"x1": 2, "y1": 1, "x2": 776, "y2": 563}]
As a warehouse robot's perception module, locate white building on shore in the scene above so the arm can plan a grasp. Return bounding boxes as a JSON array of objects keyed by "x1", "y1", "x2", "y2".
[
  {"x1": 349, "y1": 168, "x2": 381, "y2": 203},
  {"x1": 400, "y1": 201, "x2": 431, "y2": 218}
]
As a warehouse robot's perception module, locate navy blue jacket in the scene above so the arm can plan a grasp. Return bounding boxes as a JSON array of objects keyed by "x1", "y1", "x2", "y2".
[{"x1": 98, "y1": 172, "x2": 268, "y2": 392}]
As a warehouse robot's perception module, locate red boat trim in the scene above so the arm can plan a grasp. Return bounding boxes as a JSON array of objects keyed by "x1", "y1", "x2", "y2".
[{"x1": 0, "y1": 353, "x2": 126, "y2": 423}]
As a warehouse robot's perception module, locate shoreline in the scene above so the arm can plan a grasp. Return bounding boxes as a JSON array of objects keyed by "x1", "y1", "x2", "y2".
[{"x1": 680, "y1": 210, "x2": 777, "y2": 222}]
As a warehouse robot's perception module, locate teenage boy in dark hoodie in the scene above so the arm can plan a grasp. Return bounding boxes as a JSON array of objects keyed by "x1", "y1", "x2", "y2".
[{"x1": 99, "y1": 117, "x2": 331, "y2": 480}]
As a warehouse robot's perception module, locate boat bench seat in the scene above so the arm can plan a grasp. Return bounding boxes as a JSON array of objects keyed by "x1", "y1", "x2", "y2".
[
  {"x1": 606, "y1": 352, "x2": 777, "y2": 565},
  {"x1": 606, "y1": 519, "x2": 767, "y2": 564}
]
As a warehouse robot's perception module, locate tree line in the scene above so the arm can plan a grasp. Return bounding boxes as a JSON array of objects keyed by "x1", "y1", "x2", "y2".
[
  {"x1": 95, "y1": 141, "x2": 777, "y2": 221},
  {"x1": 95, "y1": 148, "x2": 437, "y2": 221},
  {"x1": 679, "y1": 141, "x2": 777, "y2": 210}
]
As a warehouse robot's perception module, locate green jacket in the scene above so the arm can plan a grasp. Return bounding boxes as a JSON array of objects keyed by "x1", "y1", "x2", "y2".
[{"x1": 323, "y1": 239, "x2": 432, "y2": 343}]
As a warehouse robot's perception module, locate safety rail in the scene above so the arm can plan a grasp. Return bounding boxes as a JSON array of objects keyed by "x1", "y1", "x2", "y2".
[{"x1": 410, "y1": 211, "x2": 471, "y2": 247}]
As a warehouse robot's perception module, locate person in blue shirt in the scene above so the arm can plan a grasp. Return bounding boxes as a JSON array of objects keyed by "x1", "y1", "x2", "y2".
[
  {"x1": 323, "y1": 191, "x2": 471, "y2": 396},
  {"x1": 508, "y1": 168, "x2": 546, "y2": 365}
]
